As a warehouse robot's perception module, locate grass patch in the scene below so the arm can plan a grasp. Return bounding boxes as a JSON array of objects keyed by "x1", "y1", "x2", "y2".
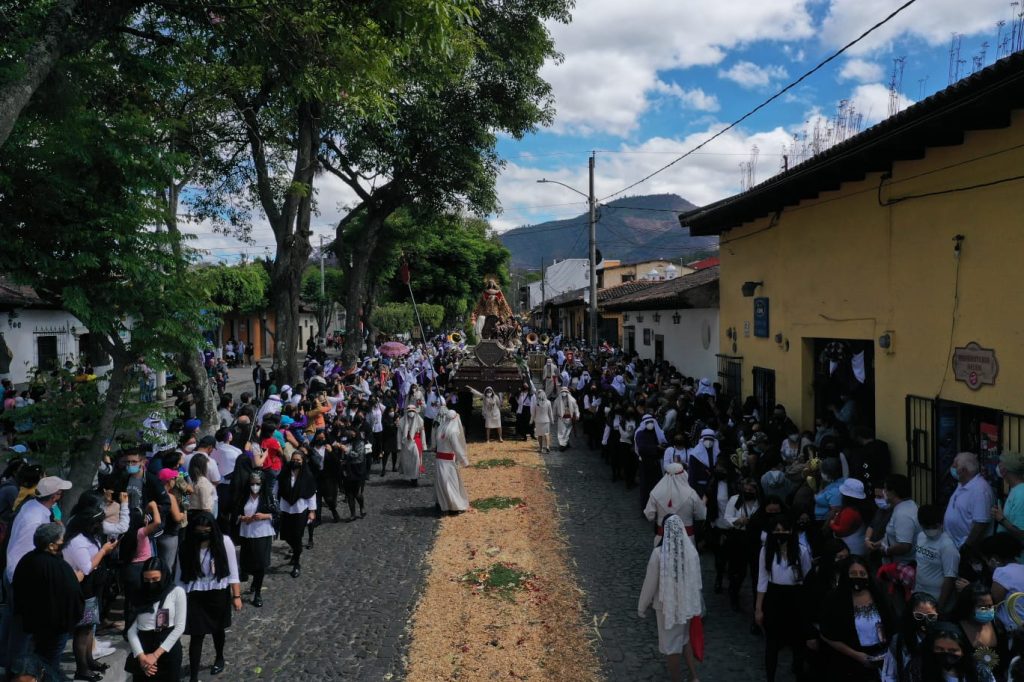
[
  {"x1": 470, "y1": 496, "x2": 524, "y2": 512},
  {"x1": 473, "y1": 458, "x2": 517, "y2": 469},
  {"x1": 460, "y1": 562, "x2": 532, "y2": 601}
]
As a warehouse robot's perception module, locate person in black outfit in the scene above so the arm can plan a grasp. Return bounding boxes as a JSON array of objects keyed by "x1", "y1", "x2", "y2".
[
  {"x1": 845, "y1": 427, "x2": 892, "y2": 496},
  {"x1": 380, "y1": 405, "x2": 399, "y2": 475},
  {"x1": 340, "y1": 430, "x2": 371, "y2": 520},
  {"x1": 277, "y1": 449, "x2": 317, "y2": 578}
]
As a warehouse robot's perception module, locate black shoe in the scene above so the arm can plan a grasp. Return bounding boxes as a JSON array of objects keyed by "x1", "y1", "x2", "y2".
[
  {"x1": 253, "y1": 595, "x2": 263, "y2": 607},
  {"x1": 291, "y1": 565, "x2": 301, "y2": 578},
  {"x1": 360, "y1": 510, "x2": 366, "y2": 518},
  {"x1": 74, "y1": 673, "x2": 103, "y2": 682},
  {"x1": 88, "y1": 661, "x2": 109, "y2": 672},
  {"x1": 305, "y1": 539, "x2": 314, "y2": 549},
  {"x1": 211, "y1": 657, "x2": 226, "y2": 674},
  {"x1": 560, "y1": 445, "x2": 568, "y2": 451}
]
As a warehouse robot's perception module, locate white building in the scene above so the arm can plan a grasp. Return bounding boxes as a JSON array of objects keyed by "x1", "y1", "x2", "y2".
[
  {"x1": 0, "y1": 279, "x2": 114, "y2": 385},
  {"x1": 603, "y1": 267, "x2": 720, "y2": 380},
  {"x1": 527, "y1": 258, "x2": 590, "y2": 309}
]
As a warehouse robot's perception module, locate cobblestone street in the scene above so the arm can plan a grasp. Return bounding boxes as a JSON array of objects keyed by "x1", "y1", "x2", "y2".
[{"x1": 546, "y1": 439, "x2": 770, "y2": 682}]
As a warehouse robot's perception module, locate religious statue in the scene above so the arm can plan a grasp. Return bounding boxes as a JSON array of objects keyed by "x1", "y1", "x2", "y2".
[{"x1": 470, "y1": 278, "x2": 519, "y2": 350}]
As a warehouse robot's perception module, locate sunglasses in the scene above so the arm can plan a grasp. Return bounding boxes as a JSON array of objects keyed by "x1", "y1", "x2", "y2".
[{"x1": 912, "y1": 612, "x2": 939, "y2": 622}]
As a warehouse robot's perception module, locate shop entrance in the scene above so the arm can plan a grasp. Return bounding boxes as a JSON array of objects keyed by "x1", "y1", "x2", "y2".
[
  {"x1": 905, "y1": 395, "x2": 1022, "y2": 505},
  {"x1": 811, "y1": 339, "x2": 876, "y2": 434}
]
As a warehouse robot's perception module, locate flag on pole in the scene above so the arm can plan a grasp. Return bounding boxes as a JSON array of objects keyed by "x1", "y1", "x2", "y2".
[{"x1": 399, "y1": 260, "x2": 410, "y2": 285}]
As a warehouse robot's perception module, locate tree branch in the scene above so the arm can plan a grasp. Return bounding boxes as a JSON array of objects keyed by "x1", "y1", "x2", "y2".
[{"x1": 114, "y1": 25, "x2": 177, "y2": 45}]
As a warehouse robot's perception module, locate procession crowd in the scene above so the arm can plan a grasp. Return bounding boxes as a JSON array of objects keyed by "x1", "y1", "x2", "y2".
[
  {"x1": 519, "y1": 334, "x2": 1024, "y2": 682},
  {"x1": 0, "y1": 338, "x2": 472, "y2": 682}
]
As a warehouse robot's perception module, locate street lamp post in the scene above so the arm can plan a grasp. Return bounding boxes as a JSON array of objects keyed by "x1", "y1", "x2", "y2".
[{"x1": 537, "y1": 152, "x2": 598, "y2": 347}]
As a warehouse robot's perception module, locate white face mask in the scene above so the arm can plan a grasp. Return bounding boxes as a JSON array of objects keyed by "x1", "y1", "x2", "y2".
[
  {"x1": 645, "y1": 421, "x2": 655, "y2": 431},
  {"x1": 250, "y1": 484, "x2": 261, "y2": 494},
  {"x1": 184, "y1": 443, "x2": 197, "y2": 453},
  {"x1": 875, "y1": 497, "x2": 890, "y2": 510},
  {"x1": 923, "y1": 527, "x2": 943, "y2": 539},
  {"x1": 702, "y1": 438, "x2": 714, "y2": 448}
]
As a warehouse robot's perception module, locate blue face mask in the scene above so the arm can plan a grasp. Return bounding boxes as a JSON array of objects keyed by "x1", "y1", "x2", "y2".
[
  {"x1": 975, "y1": 608, "x2": 996, "y2": 623},
  {"x1": 950, "y1": 465, "x2": 959, "y2": 480},
  {"x1": 126, "y1": 464, "x2": 141, "y2": 475}
]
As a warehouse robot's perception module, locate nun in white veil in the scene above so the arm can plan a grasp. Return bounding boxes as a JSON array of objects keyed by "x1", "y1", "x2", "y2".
[{"x1": 638, "y1": 514, "x2": 704, "y2": 682}]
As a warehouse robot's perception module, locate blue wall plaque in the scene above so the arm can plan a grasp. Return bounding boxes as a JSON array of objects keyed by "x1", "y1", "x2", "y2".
[{"x1": 753, "y1": 297, "x2": 769, "y2": 338}]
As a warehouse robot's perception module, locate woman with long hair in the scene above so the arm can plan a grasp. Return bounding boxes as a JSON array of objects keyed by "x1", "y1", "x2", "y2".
[
  {"x1": 179, "y1": 512, "x2": 241, "y2": 682},
  {"x1": 124, "y1": 557, "x2": 185, "y2": 681},
  {"x1": 236, "y1": 470, "x2": 277, "y2": 607},
  {"x1": 919, "y1": 623, "x2": 995, "y2": 682},
  {"x1": 881, "y1": 592, "x2": 938, "y2": 682},
  {"x1": 820, "y1": 555, "x2": 896, "y2": 681},
  {"x1": 755, "y1": 514, "x2": 813, "y2": 682},
  {"x1": 277, "y1": 448, "x2": 317, "y2": 578},
  {"x1": 951, "y1": 583, "x2": 1008, "y2": 680}
]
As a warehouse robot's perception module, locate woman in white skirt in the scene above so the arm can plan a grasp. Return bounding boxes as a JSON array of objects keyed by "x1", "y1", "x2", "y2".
[
  {"x1": 531, "y1": 391, "x2": 554, "y2": 454},
  {"x1": 638, "y1": 514, "x2": 704, "y2": 682},
  {"x1": 472, "y1": 387, "x2": 504, "y2": 443}
]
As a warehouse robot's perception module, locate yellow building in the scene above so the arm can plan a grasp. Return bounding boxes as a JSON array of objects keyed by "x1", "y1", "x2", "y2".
[
  {"x1": 680, "y1": 53, "x2": 1024, "y2": 503},
  {"x1": 597, "y1": 259, "x2": 693, "y2": 288}
]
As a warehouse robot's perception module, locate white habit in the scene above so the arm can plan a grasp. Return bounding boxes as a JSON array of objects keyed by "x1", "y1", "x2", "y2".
[
  {"x1": 531, "y1": 393, "x2": 554, "y2": 437},
  {"x1": 434, "y1": 411, "x2": 470, "y2": 512},
  {"x1": 552, "y1": 389, "x2": 579, "y2": 447},
  {"x1": 397, "y1": 408, "x2": 425, "y2": 480}
]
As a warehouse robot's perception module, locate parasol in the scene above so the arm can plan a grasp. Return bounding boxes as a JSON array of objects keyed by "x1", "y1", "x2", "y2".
[{"x1": 379, "y1": 341, "x2": 411, "y2": 358}]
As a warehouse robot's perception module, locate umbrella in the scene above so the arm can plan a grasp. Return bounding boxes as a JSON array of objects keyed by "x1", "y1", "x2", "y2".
[{"x1": 379, "y1": 341, "x2": 410, "y2": 358}]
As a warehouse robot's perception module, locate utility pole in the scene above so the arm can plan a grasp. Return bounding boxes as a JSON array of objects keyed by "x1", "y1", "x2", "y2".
[
  {"x1": 319, "y1": 235, "x2": 326, "y2": 342},
  {"x1": 588, "y1": 152, "x2": 598, "y2": 347},
  {"x1": 540, "y1": 257, "x2": 546, "y2": 329}
]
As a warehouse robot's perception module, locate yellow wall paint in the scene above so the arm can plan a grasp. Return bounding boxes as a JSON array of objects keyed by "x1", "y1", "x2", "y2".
[{"x1": 717, "y1": 111, "x2": 1024, "y2": 472}]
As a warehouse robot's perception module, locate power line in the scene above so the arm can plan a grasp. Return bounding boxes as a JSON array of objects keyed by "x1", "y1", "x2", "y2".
[{"x1": 599, "y1": 0, "x2": 922, "y2": 201}]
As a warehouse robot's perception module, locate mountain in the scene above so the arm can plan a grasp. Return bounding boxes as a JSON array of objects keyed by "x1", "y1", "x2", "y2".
[{"x1": 499, "y1": 193, "x2": 717, "y2": 269}]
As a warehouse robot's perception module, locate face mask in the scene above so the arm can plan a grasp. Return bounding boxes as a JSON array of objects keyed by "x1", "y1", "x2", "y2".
[
  {"x1": 875, "y1": 497, "x2": 890, "y2": 510},
  {"x1": 250, "y1": 484, "x2": 262, "y2": 494},
  {"x1": 940, "y1": 653, "x2": 961, "y2": 670},
  {"x1": 185, "y1": 443, "x2": 197, "y2": 453},
  {"x1": 743, "y1": 492, "x2": 757, "y2": 501},
  {"x1": 141, "y1": 580, "x2": 163, "y2": 599},
  {"x1": 194, "y1": 529, "x2": 212, "y2": 540},
  {"x1": 773, "y1": 532, "x2": 790, "y2": 543},
  {"x1": 290, "y1": 461, "x2": 302, "y2": 470},
  {"x1": 950, "y1": 465, "x2": 959, "y2": 479},
  {"x1": 645, "y1": 421, "x2": 655, "y2": 431},
  {"x1": 924, "y1": 527, "x2": 943, "y2": 539},
  {"x1": 849, "y1": 578, "x2": 868, "y2": 593},
  {"x1": 703, "y1": 439, "x2": 714, "y2": 448},
  {"x1": 975, "y1": 608, "x2": 996, "y2": 623}
]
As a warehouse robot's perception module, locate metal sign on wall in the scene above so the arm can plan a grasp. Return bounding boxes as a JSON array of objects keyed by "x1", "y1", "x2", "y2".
[
  {"x1": 753, "y1": 297, "x2": 769, "y2": 338},
  {"x1": 952, "y1": 341, "x2": 999, "y2": 390}
]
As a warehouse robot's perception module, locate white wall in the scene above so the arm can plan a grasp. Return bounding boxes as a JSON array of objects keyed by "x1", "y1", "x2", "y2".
[
  {"x1": 0, "y1": 308, "x2": 114, "y2": 385},
  {"x1": 629, "y1": 308, "x2": 719, "y2": 380},
  {"x1": 528, "y1": 258, "x2": 590, "y2": 309}
]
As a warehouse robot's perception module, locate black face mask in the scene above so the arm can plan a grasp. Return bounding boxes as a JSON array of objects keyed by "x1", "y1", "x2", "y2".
[
  {"x1": 194, "y1": 529, "x2": 212, "y2": 541},
  {"x1": 141, "y1": 580, "x2": 163, "y2": 599},
  {"x1": 940, "y1": 653, "x2": 961, "y2": 670},
  {"x1": 743, "y1": 492, "x2": 757, "y2": 500},
  {"x1": 849, "y1": 579, "x2": 868, "y2": 593}
]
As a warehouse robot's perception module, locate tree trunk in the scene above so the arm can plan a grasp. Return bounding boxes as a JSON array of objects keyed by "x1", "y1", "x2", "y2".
[
  {"x1": 268, "y1": 100, "x2": 317, "y2": 386},
  {"x1": 64, "y1": 333, "x2": 130, "y2": 512},
  {"x1": 0, "y1": 0, "x2": 78, "y2": 148},
  {"x1": 179, "y1": 348, "x2": 219, "y2": 436}
]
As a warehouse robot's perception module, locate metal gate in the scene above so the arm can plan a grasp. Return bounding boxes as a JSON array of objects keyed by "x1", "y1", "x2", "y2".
[
  {"x1": 1003, "y1": 412, "x2": 1024, "y2": 454},
  {"x1": 716, "y1": 354, "x2": 743, "y2": 401},
  {"x1": 905, "y1": 395, "x2": 936, "y2": 504},
  {"x1": 752, "y1": 366, "x2": 776, "y2": 421}
]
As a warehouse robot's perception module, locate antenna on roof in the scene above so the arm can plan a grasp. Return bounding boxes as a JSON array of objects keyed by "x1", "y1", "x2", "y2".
[
  {"x1": 973, "y1": 42, "x2": 989, "y2": 73},
  {"x1": 887, "y1": 56, "x2": 906, "y2": 118},
  {"x1": 948, "y1": 33, "x2": 963, "y2": 85}
]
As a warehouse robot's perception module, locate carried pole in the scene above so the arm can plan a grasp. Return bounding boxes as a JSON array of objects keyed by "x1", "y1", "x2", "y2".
[
  {"x1": 588, "y1": 152, "x2": 599, "y2": 347},
  {"x1": 400, "y1": 259, "x2": 427, "y2": 342}
]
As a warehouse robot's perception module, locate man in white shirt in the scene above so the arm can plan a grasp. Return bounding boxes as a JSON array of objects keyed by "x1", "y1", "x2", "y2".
[
  {"x1": 944, "y1": 451, "x2": 994, "y2": 560},
  {"x1": 1, "y1": 476, "x2": 71, "y2": 669},
  {"x1": 867, "y1": 474, "x2": 920, "y2": 564}
]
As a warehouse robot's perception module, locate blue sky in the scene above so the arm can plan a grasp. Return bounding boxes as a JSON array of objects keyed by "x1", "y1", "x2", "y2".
[{"x1": 193, "y1": 0, "x2": 1021, "y2": 260}]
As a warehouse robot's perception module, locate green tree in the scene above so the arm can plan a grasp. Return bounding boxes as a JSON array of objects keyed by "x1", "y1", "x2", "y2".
[
  {"x1": 301, "y1": 265, "x2": 346, "y2": 338},
  {"x1": 369, "y1": 303, "x2": 414, "y2": 336},
  {"x1": 0, "y1": 32, "x2": 206, "y2": 507},
  {"x1": 321, "y1": 0, "x2": 571, "y2": 360}
]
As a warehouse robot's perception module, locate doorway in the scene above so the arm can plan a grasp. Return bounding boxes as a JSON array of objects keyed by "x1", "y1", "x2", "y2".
[
  {"x1": 624, "y1": 326, "x2": 635, "y2": 355},
  {"x1": 812, "y1": 338, "x2": 876, "y2": 434},
  {"x1": 36, "y1": 335, "x2": 58, "y2": 371},
  {"x1": 654, "y1": 335, "x2": 664, "y2": 363}
]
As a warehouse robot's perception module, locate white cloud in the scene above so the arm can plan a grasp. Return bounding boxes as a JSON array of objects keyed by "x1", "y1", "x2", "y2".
[
  {"x1": 653, "y1": 81, "x2": 721, "y2": 112},
  {"x1": 838, "y1": 58, "x2": 884, "y2": 83},
  {"x1": 541, "y1": 0, "x2": 815, "y2": 135},
  {"x1": 718, "y1": 61, "x2": 789, "y2": 89},
  {"x1": 492, "y1": 123, "x2": 799, "y2": 234},
  {"x1": 848, "y1": 82, "x2": 914, "y2": 124},
  {"x1": 821, "y1": 0, "x2": 1013, "y2": 56}
]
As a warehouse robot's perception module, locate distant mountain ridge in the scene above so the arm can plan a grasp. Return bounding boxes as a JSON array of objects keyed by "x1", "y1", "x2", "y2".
[{"x1": 499, "y1": 194, "x2": 717, "y2": 268}]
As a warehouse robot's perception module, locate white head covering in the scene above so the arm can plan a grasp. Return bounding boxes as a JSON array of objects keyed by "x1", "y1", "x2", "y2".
[
  {"x1": 611, "y1": 375, "x2": 626, "y2": 396},
  {"x1": 688, "y1": 428, "x2": 721, "y2": 468},
  {"x1": 635, "y1": 414, "x2": 667, "y2": 445},
  {"x1": 576, "y1": 371, "x2": 591, "y2": 391},
  {"x1": 695, "y1": 377, "x2": 716, "y2": 398},
  {"x1": 659, "y1": 515, "x2": 703, "y2": 629},
  {"x1": 649, "y1": 463, "x2": 693, "y2": 512}
]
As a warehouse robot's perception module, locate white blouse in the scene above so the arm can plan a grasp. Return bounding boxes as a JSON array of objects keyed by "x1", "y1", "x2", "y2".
[
  {"x1": 239, "y1": 497, "x2": 275, "y2": 539},
  {"x1": 278, "y1": 473, "x2": 317, "y2": 514},
  {"x1": 179, "y1": 534, "x2": 240, "y2": 592},
  {"x1": 127, "y1": 586, "x2": 187, "y2": 656},
  {"x1": 756, "y1": 544, "x2": 813, "y2": 592}
]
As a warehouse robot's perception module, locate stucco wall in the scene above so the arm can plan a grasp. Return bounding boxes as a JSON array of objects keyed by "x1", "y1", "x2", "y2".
[{"x1": 628, "y1": 308, "x2": 719, "y2": 380}]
